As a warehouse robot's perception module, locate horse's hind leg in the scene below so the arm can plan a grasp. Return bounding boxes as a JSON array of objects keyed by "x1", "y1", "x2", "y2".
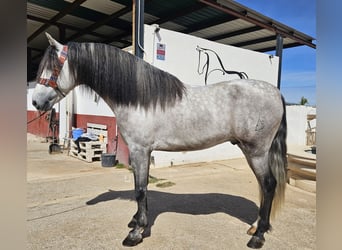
[
  {"x1": 244, "y1": 153, "x2": 276, "y2": 249},
  {"x1": 122, "y1": 147, "x2": 151, "y2": 246}
]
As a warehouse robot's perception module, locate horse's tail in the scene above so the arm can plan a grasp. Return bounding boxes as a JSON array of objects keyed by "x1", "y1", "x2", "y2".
[{"x1": 269, "y1": 95, "x2": 287, "y2": 218}]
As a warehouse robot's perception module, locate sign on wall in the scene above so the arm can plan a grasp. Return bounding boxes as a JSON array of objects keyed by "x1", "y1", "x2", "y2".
[{"x1": 156, "y1": 43, "x2": 166, "y2": 60}]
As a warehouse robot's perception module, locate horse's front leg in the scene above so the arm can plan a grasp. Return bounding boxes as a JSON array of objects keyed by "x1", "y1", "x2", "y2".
[{"x1": 123, "y1": 147, "x2": 151, "y2": 246}]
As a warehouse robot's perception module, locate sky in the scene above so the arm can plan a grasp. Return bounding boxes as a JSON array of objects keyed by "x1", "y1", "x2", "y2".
[{"x1": 235, "y1": 0, "x2": 316, "y2": 105}]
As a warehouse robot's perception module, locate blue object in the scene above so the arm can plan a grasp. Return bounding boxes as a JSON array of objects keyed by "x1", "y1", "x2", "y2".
[{"x1": 72, "y1": 128, "x2": 83, "y2": 140}]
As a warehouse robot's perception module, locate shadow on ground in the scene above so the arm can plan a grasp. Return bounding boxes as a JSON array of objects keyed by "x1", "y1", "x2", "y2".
[{"x1": 86, "y1": 189, "x2": 258, "y2": 239}]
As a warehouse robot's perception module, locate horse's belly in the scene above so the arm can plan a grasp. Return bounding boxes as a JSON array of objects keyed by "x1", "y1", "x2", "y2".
[{"x1": 152, "y1": 121, "x2": 233, "y2": 151}]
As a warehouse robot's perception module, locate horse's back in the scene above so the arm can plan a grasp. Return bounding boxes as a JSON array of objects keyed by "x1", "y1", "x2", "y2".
[
  {"x1": 187, "y1": 79, "x2": 283, "y2": 119},
  {"x1": 186, "y1": 79, "x2": 284, "y2": 140}
]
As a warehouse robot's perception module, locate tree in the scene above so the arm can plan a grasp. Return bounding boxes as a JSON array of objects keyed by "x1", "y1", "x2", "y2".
[{"x1": 300, "y1": 96, "x2": 308, "y2": 105}]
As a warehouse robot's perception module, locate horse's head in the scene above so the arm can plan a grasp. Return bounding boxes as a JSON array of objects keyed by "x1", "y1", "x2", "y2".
[{"x1": 32, "y1": 33, "x2": 73, "y2": 111}]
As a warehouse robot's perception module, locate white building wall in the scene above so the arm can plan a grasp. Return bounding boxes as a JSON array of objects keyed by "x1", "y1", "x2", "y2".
[
  {"x1": 144, "y1": 24, "x2": 279, "y2": 86},
  {"x1": 286, "y1": 105, "x2": 316, "y2": 145},
  {"x1": 73, "y1": 86, "x2": 114, "y2": 116}
]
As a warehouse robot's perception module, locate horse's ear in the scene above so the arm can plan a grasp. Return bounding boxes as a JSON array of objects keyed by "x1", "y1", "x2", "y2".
[{"x1": 45, "y1": 32, "x2": 63, "y2": 51}]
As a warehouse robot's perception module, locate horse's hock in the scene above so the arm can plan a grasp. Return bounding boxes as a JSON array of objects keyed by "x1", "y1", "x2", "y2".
[{"x1": 70, "y1": 123, "x2": 108, "y2": 163}]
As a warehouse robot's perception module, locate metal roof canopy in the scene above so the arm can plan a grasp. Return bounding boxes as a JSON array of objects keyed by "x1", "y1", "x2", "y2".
[{"x1": 27, "y1": 0, "x2": 316, "y2": 85}]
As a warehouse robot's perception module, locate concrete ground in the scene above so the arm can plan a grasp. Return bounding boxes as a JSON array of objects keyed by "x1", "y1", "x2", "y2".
[{"x1": 27, "y1": 134, "x2": 316, "y2": 250}]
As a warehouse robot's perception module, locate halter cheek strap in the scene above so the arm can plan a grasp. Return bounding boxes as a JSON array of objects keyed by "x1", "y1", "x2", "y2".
[{"x1": 38, "y1": 45, "x2": 68, "y2": 97}]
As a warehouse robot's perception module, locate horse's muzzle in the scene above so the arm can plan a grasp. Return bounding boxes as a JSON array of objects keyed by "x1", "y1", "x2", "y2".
[{"x1": 32, "y1": 99, "x2": 51, "y2": 111}]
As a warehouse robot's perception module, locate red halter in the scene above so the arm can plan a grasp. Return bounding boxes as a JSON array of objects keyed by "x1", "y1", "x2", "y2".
[{"x1": 38, "y1": 45, "x2": 68, "y2": 97}]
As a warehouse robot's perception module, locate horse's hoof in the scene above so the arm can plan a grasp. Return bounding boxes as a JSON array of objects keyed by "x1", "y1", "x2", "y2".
[
  {"x1": 247, "y1": 225, "x2": 257, "y2": 235},
  {"x1": 247, "y1": 235, "x2": 265, "y2": 249},
  {"x1": 122, "y1": 231, "x2": 143, "y2": 247}
]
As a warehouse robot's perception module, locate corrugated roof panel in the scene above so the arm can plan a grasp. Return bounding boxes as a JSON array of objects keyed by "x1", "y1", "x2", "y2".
[
  {"x1": 27, "y1": 2, "x2": 58, "y2": 19},
  {"x1": 173, "y1": 6, "x2": 223, "y2": 27},
  {"x1": 283, "y1": 37, "x2": 296, "y2": 44},
  {"x1": 243, "y1": 41, "x2": 275, "y2": 51},
  {"x1": 27, "y1": 19, "x2": 43, "y2": 37},
  {"x1": 28, "y1": 25, "x2": 59, "y2": 49},
  {"x1": 190, "y1": 19, "x2": 253, "y2": 38},
  {"x1": 236, "y1": 37, "x2": 294, "y2": 51},
  {"x1": 161, "y1": 22, "x2": 186, "y2": 32},
  {"x1": 146, "y1": 13, "x2": 160, "y2": 24},
  {"x1": 117, "y1": 11, "x2": 130, "y2": 22},
  {"x1": 224, "y1": 19, "x2": 255, "y2": 30},
  {"x1": 109, "y1": 41, "x2": 128, "y2": 48},
  {"x1": 120, "y1": 34, "x2": 132, "y2": 42},
  {"x1": 58, "y1": 14, "x2": 94, "y2": 29},
  {"x1": 94, "y1": 25, "x2": 123, "y2": 36},
  {"x1": 146, "y1": 0, "x2": 198, "y2": 15},
  {"x1": 81, "y1": 0, "x2": 125, "y2": 15},
  {"x1": 217, "y1": 29, "x2": 274, "y2": 45},
  {"x1": 119, "y1": 11, "x2": 158, "y2": 24},
  {"x1": 75, "y1": 34, "x2": 103, "y2": 43}
]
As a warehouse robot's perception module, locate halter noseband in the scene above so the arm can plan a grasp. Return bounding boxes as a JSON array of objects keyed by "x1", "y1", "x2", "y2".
[{"x1": 38, "y1": 45, "x2": 68, "y2": 98}]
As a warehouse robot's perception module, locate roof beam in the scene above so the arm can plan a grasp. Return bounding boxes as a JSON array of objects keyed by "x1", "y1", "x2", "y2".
[
  {"x1": 27, "y1": 0, "x2": 87, "y2": 43},
  {"x1": 102, "y1": 0, "x2": 203, "y2": 45},
  {"x1": 257, "y1": 42, "x2": 304, "y2": 53},
  {"x1": 182, "y1": 14, "x2": 237, "y2": 34},
  {"x1": 198, "y1": 0, "x2": 316, "y2": 49},
  {"x1": 66, "y1": 5, "x2": 132, "y2": 41},
  {"x1": 153, "y1": 2, "x2": 206, "y2": 25},
  {"x1": 27, "y1": 14, "x2": 109, "y2": 40},
  {"x1": 230, "y1": 35, "x2": 276, "y2": 47}
]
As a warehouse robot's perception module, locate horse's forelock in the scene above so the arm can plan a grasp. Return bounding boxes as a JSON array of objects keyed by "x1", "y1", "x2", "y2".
[{"x1": 36, "y1": 45, "x2": 60, "y2": 81}]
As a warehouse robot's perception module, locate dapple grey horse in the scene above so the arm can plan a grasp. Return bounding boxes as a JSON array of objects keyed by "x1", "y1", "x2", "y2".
[{"x1": 32, "y1": 33, "x2": 287, "y2": 249}]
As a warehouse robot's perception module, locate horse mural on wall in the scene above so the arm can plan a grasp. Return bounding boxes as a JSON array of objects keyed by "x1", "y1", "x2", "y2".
[{"x1": 32, "y1": 33, "x2": 287, "y2": 249}]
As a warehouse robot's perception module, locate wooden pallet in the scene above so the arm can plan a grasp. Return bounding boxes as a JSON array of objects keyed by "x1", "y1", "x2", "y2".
[
  {"x1": 69, "y1": 123, "x2": 108, "y2": 163},
  {"x1": 70, "y1": 140, "x2": 107, "y2": 162},
  {"x1": 87, "y1": 122, "x2": 108, "y2": 144}
]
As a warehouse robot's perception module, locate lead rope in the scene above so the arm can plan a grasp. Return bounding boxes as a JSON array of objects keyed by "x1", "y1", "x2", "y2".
[{"x1": 27, "y1": 111, "x2": 48, "y2": 125}]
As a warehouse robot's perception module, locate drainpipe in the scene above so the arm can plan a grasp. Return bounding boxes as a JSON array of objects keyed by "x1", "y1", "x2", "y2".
[{"x1": 133, "y1": 0, "x2": 144, "y2": 58}]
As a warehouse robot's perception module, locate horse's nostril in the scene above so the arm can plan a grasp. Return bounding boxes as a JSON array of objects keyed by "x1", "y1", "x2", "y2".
[{"x1": 32, "y1": 100, "x2": 41, "y2": 110}]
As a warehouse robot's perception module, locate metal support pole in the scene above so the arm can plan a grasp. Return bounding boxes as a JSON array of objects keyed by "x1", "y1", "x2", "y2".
[
  {"x1": 275, "y1": 34, "x2": 283, "y2": 89},
  {"x1": 27, "y1": 47, "x2": 32, "y2": 82},
  {"x1": 133, "y1": 0, "x2": 144, "y2": 58}
]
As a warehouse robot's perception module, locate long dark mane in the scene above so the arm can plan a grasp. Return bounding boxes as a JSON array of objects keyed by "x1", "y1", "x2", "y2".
[{"x1": 63, "y1": 42, "x2": 186, "y2": 109}]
